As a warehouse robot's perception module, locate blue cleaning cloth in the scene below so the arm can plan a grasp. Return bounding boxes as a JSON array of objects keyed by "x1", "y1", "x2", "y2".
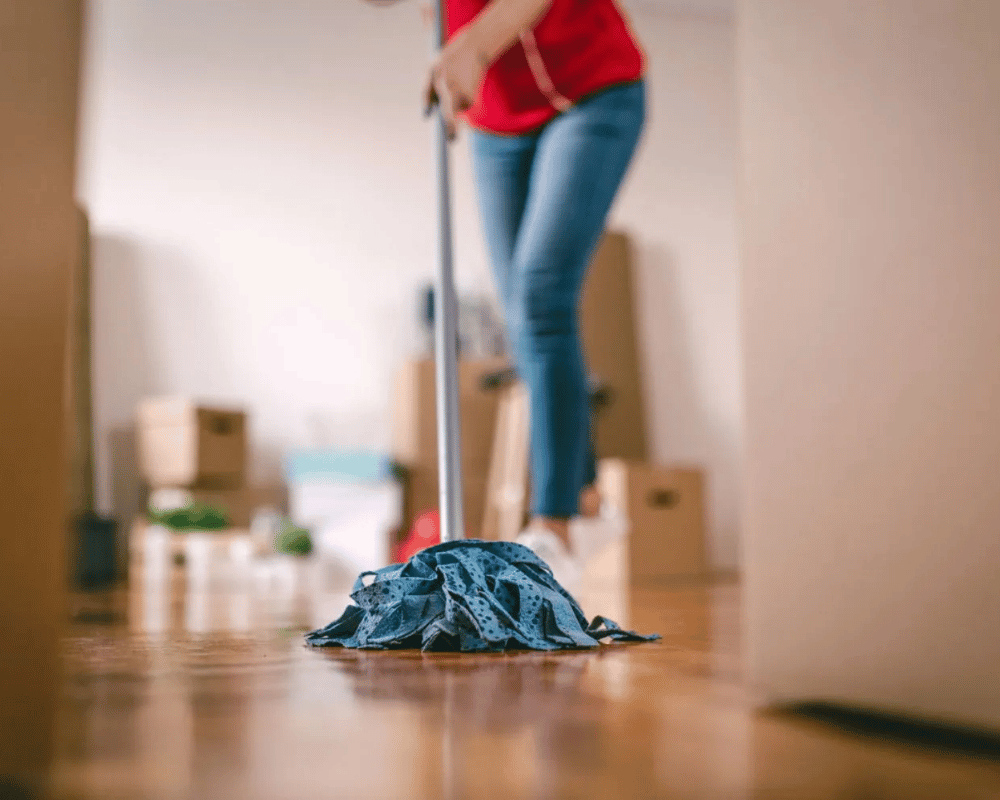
[{"x1": 305, "y1": 540, "x2": 660, "y2": 652}]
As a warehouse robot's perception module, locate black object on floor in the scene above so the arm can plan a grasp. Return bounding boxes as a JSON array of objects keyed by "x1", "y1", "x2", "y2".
[
  {"x1": 306, "y1": 540, "x2": 659, "y2": 653},
  {"x1": 72, "y1": 512, "x2": 118, "y2": 591},
  {"x1": 785, "y1": 702, "x2": 1000, "y2": 760}
]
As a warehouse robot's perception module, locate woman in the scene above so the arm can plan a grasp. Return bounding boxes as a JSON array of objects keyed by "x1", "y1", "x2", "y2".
[{"x1": 379, "y1": 0, "x2": 646, "y2": 589}]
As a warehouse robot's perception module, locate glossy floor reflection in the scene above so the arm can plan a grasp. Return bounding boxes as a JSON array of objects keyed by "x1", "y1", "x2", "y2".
[{"x1": 51, "y1": 546, "x2": 1000, "y2": 800}]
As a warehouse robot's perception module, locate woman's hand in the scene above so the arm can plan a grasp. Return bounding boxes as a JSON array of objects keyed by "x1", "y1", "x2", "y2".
[
  {"x1": 424, "y1": 28, "x2": 490, "y2": 141},
  {"x1": 423, "y1": 0, "x2": 552, "y2": 140}
]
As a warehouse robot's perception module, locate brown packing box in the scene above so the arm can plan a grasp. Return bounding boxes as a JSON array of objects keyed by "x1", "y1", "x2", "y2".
[
  {"x1": 142, "y1": 484, "x2": 287, "y2": 529},
  {"x1": 392, "y1": 357, "x2": 508, "y2": 474},
  {"x1": 393, "y1": 358, "x2": 507, "y2": 533},
  {"x1": 598, "y1": 459, "x2": 707, "y2": 581},
  {"x1": 481, "y1": 382, "x2": 531, "y2": 542},
  {"x1": 136, "y1": 398, "x2": 247, "y2": 489},
  {"x1": 580, "y1": 232, "x2": 649, "y2": 460},
  {"x1": 400, "y1": 465, "x2": 490, "y2": 539}
]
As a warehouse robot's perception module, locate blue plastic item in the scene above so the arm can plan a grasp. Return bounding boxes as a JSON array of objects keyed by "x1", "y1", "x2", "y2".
[{"x1": 285, "y1": 450, "x2": 396, "y2": 484}]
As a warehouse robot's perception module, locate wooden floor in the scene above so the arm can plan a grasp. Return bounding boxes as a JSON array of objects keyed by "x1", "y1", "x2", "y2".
[{"x1": 51, "y1": 551, "x2": 1000, "y2": 800}]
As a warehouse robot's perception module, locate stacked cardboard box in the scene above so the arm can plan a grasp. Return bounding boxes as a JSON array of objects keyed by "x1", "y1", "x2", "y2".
[
  {"x1": 580, "y1": 231, "x2": 649, "y2": 461},
  {"x1": 392, "y1": 358, "x2": 507, "y2": 536},
  {"x1": 583, "y1": 234, "x2": 709, "y2": 580},
  {"x1": 137, "y1": 398, "x2": 247, "y2": 488},
  {"x1": 595, "y1": 459, "x2": 707, "y2": 582},
  {"x1": 135, "y1": 398, "x2": 281, "y2": 528},
  {"x1": 147, "y1": 485, "x2": 287, "y2": 529},
  {"x1": 481, "y1": 382, "x2": 531, "y2": 543}
]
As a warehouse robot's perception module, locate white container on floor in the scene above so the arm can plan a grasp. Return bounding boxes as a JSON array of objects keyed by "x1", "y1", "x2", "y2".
[
  {"x1": 142, "y1": 524, "x2": 173, "y2": 584},
  {"x1": 288, "y1": 481, "x2": 401, "y2": 575},
  {"x1": 183, "y1": 531, "x2": 254, "y2": 589},
  {"x1": 184, "y1": 532, "x2": 228, "y2": 588}
]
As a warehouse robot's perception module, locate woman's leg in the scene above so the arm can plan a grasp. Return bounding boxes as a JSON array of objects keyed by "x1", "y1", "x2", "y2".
[
  {"x1": 470, "y1": 129, "x2": 609, "y2": 531},
  {"x1": 468, "y1": 129, "x2": 539, "y2": 346},
  {"x1": 511, "y1": 81, "x2": 647, "y2": 544}
]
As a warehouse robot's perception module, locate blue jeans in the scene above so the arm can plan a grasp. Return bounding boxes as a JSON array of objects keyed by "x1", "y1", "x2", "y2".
[{"x1": 470, "y1": 80, "x2": 646, "y2": 518}]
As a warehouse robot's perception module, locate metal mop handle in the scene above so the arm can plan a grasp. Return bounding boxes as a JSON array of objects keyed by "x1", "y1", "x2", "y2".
[{"x1": 432, "y1": 0, "x2": 465, "y2": 543}]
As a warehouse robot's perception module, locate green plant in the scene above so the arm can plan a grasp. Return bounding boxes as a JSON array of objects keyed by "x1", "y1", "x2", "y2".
[
  {"x1": 274, "y1": 519, "x2": 313, "y2": 556},
  {"x1": 147, "y1": 502, "x2": 229, "y2": 532}
]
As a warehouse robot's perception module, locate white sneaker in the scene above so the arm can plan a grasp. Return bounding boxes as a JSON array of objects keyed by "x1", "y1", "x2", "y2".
[
  {"x1": 569, "y1": 504, "x2": 628, "y2": 563},
  {"x1": 515, "y1": 524, "x2": 582, "y2": 594}
]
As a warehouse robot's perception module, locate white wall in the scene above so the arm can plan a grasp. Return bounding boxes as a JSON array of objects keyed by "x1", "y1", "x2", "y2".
[
  {"x1": 740, "y1": 0, "x2": 1000, "y2": 729},
  {"x1": 80, "y1": 1, "x2": 741, "y2": 569},
  {"x1": 618, "y1": 3, "x2": 742, "y2": 569}
]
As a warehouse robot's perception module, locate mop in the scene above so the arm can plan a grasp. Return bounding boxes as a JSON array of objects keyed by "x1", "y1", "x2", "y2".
[{"x1": 305, "y1": 1, "x2": 659, "y2": 653}]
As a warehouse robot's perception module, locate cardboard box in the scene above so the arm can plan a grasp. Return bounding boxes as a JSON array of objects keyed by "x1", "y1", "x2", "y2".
[
  {"x1": 140, "y1": 484, "x2": 286, "y2": 531},
  {"x1": 401, "y1": 464, "x2": 491, "y2": 539},
  {"x1": 598, "y1": 459, "x2": 707, "y2": 581},
  {"x1": 182, "y1": 485, "x2": 286, "y2": 528},
  {"x1": 580, "y1": 232, "x2": 649, "y2": 460},
  {"x1": 392, "y1": 358, "x2": 507, "y2": 534},
  {"x1": 481, "y1": 382, "x2": 531, "y2": 542},
  {"x1": 136, "y1": 398, "x2": 247, "y2": 489},
  {"x1": 392, "y1": 358, "x2": 508, "y2": 475}
]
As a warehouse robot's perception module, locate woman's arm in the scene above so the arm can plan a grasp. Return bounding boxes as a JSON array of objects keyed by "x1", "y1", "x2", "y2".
[{"x1": 428, "y1": 0, "x2": 555, "y2": 138}]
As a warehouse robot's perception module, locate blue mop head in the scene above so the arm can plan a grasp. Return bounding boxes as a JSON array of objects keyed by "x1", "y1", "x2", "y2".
[{"x1": 305, "y1": 540, "x2": 660, "y2": 652}]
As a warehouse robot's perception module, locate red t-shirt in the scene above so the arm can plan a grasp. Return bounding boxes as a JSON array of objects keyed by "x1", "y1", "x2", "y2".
[{"x1": 446, "y1": 0, "x2": 645, "y2": 135}]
